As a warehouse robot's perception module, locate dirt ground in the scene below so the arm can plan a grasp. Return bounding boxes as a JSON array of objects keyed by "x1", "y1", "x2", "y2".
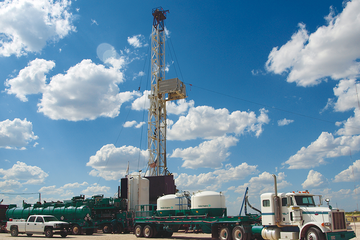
[{"x1": 1, "y1": 223, "x2": 360, "y2": 240}]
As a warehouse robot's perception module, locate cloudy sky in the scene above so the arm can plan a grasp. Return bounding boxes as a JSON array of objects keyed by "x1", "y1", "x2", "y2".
[{"x1": 1, "y1": 0, "x2": 360, "y2": 214}]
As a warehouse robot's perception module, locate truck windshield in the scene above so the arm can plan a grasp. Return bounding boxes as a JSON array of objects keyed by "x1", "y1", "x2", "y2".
[
  {"x1": 294, "y1": 196, "x2": 315, "y2": 206},
  {"x1": 43, "y1": 216, "x2": 59, "y2": 222}
]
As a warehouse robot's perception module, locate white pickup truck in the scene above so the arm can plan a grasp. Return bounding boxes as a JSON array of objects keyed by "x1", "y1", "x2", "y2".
[{"x1": 6, "y1": 215, "x2": 70, "y2": 237}]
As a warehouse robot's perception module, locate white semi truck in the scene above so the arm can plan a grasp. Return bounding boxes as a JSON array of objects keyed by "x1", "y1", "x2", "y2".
[{"x1": 259, "y1": 175, "x2": 355, "y2": 240}]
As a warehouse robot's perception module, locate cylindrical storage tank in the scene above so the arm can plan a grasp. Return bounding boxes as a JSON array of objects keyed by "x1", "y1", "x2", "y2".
[
  {"x1": 157, "y1": 193, "x2": 188, "y2": 216},
  {"x1": 191, "y1": 191, "x2": 226, "y2": 217},
  {"x1": 6, "y1": 206, "x2": 32, "y2": 220},
  {"x1": 128, "y1": 173, "x2": 149, "y2": 211}
]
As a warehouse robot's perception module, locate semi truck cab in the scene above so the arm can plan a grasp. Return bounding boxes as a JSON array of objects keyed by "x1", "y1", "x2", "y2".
[{"x1": 260, "y1": 180, "x2": 355, "y2": 240}]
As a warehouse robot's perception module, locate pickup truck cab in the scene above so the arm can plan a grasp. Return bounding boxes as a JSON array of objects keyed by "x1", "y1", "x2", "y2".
[{"x1": 6, "y1": 215, "x2": 69, "y2": 237}]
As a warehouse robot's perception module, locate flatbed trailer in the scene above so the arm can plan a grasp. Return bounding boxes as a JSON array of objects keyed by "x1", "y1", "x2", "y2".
[{"x1": 132, "y1": 205, "x2": 262, "y2": 239}]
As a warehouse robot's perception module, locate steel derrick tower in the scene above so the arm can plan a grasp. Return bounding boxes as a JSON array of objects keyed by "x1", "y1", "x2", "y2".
[{"x1": 147, "y1": 8, "x2": 186, "y2": 176}]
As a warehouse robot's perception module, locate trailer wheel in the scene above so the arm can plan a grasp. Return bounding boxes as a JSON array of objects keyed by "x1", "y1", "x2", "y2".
[
  {"x1": 143, "y1": 225, "x2": 155, "y2": 238},
  {"x1": 72, "y1": 224, "x2": 81, "y2": 235},
  {"x1": 219, "y1": 227, "x2": 232, "y2": 240},
  {"x1": 45, "y1": 227, "x2": 54, "y2": 238},
  {"x1": 102, "y1": 224, "x2": 112, "y2": 234},
  {"x1": 306, "y1": 227, "x2": 325, "y2": 240},
  {"x1": 10, "y1": 227, "x2": 18, "y2": 237},
  {"x1": 135, "y1": 224, "x2": 143, "y2": 237},
  {"x1": 232, "y1": 226, "x2": 247, "y2": 240}
]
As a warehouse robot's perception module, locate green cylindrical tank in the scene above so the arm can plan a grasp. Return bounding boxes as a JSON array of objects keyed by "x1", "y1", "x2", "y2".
[
  {"x1": 251, "y1": 225, "x2": 264, "y2": 234},
  {"x1": 6, "y1": 204, "x2": 91, "y2": 222}
]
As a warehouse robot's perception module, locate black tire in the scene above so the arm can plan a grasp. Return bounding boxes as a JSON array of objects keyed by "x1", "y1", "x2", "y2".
[
  {"x1": 10, "y1": 227, "x2": 18, "y2": 237},
  {"x1": 27, "y1": 233, "x2": 33, "y2": 237},
  {"x1": 61, "y1": 233, "x2": 67, "y2": 238},
  {"x1": 219, "y1": 227, "x2": 232, "y2": 240},
  {"x1": 86, "y1": 229, "x2": 94, "y2": 235},
  {"x1": 102, "y1": 224, "x2": 112, "y2": 234},
  {"x1": 45, "y1": 228, "x2": 54, "y2": 238},
  {"x1": 134, "y1": 224, "x2": 143, "y2": 237},
  {"x1": 306, "y1": 227, "x2": 325, "y2": 240},
  {"x1": 232, "y1": 226, "x2": 247, "y2": 240},
  {"x1": 143, "y1": 225, "x2": 154, "y2": 238},
  {"x1": 72, "y1": 224, "x2": 81, "y2": 235}
]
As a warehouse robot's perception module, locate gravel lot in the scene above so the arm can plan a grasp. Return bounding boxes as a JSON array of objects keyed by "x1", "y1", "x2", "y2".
[
  {"x1": 0, "y1": 231, "x2": 212, "y2": 240},
  {"x1": 1, "y1": 223, "x2": 360, "y2": 240}
]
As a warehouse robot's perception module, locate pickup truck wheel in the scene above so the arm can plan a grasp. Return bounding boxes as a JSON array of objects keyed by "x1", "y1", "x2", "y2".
[
  {"x1": 219, "y1": 227, "x2": 232, "y2": 240},
  {"x1": 306, "y1": 227, "x2": 325, "y2": 240},
  {"x1": 10, "y1": 227, "x2": 18, "y2": 237},
  {"x1": 45, "y1": 228, "x2": 54, "y2": 238}
]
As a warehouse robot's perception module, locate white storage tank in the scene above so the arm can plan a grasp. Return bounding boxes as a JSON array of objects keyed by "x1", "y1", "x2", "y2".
[
  {"x1": 191, "y1": 191, "x2": 226, "y2": 216},
  {"x1": 157, "y1": 193, "x2": 188, "y2": 216},
  {"x1": 127, "y1": 173, "x2": 149, "y2": 211}
]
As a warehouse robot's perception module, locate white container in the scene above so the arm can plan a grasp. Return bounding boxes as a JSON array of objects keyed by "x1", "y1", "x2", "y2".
[
  {"x1": 128, "y1": 173, "x2": 149, "y2": 211},
  {"x1": 157, "y1": 193, "x2": 188, "y2": 211},
  {"x1": 191, "y1": 191, "x2": 226, "y2": 216},
  {"x1": 191, "y1": 191, "x2": 226, "y2": 209}
]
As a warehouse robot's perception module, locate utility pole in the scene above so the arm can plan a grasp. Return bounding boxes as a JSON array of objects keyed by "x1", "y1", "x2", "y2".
[{"x1": 147, "y1": 7, "x2": 186, "y2": 176}]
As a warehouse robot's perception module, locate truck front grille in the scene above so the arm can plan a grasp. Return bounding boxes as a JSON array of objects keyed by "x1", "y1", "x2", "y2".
[{"x1": 332, "y1": 211, "x2": 346, "y2": 231}]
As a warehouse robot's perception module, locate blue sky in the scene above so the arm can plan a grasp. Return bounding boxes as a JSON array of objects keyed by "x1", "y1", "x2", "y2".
[{"x1": 1, "y1": 0, "x2": 360, "y2": 215}]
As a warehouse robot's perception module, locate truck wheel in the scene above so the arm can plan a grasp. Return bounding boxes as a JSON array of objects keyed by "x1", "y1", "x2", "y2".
[
  {"x1": 27, "y1": 234, "x2": 33, "y2": 237},
  {"x1": 232, "y1": 226, "x2": 247, "y2": 240},
  {"x1": 134, "y1": 224, "x2": 143, "y2": 237},
  {"x1": 143, "y1": 225, "x2": 154, "y2": 238},
  {"x1": 72, "y1": 225, "x2": 81, "y2": 235},
  {"x1": 10, "y1": 227, "x2": 18, "y2": 237},
  {"x1": 61, "y1": 233, "x2": 67, "y2": 238},
  {"x1": 102, "y1": 224, "x2": 112, "y2": 234},
  {"x1": 306, "y1": 227, "x2": 325, "y2": 240},
  {"x1": 219, "y1": 227, "x2": 232, "y2": 240},
  {"x1": 45, "y1": 228, "x2": 54, "y2": 238}
]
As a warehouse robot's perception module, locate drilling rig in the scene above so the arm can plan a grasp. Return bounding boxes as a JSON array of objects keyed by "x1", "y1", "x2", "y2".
[{"x1": 147, "y1": 7, "x2": 187, "y2": 176}]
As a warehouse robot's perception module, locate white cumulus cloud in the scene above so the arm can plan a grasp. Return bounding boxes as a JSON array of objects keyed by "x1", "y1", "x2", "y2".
[
  {"x1": 0, "y1": 0, "x2": 75, "y2": 57},
  {"x1": 87, "y1": 144, "x2": 149, "y2": 180},
  {"x1": 127, "y1": 34, "x2": 145, "y2": 48},
  {"x1": 277, "y1": 118, "x2": 294, "y2": 126},
  {"x1": 266, "y1": 0, "x2": 360, "y2": 87},
  {"x1": 0, "y1": 161, "x2": 48, "y2": 184},
  {"x1": 37, "y1": 59, "x2": 140, "y2": 121},
  {"x1": 284, "y1": 132, "x2": 360, "y2": 169},
  {"x1": 170, "y1": 135, "x2": 239, "y2": 169},
  {"x1": 168, "y1": 106, "x2": 269, "y2": 141},
  {"x1": 175, "y1": 163, "x2": 258, "y2": 192},
  {"x1": 0, "y1": 118, "x2": 38, "y2": 149},
  {"x1": 5, "y1": 59, "x2": 55, "y2": 102},
  {"x1": 334, "y1": 159, "x2": 360, "y2": 182},
  {"x1": 302, "y1": 170, "x2": 328, "y2": 189}
]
